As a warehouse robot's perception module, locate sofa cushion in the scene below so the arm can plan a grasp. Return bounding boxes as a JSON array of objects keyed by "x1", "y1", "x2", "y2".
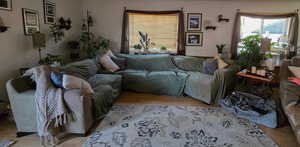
[
  {"x1": 116, "y1": 54, "x2": 177, "y2": 71},
  {"x1": 184, "y1": 72, "x2": 214, "y2": 104},
  {"x1": 88, "y1": 74, "x2": 122, "y2": 92},
  {"x1": 111, "y1": 57, "x2": 126, "y2": 70},
  {"x1": 172, "y1": 56, "x2": 205, "y2": 72},
  {"x1": 63, "y1": 74, "x2": 94, "y2": 94},
  {"x1": 118, "y1": 70, "x2": 188, "y2": 96},
  {"x1": 99, "y1": 55, "x2": 120, "y2": 72},
  {"x1": 50, "y1": 71, "x2": 64, "y2": 88},
  {"x1": 202, "y1": 59, "x2": 218, "y2": 75}
]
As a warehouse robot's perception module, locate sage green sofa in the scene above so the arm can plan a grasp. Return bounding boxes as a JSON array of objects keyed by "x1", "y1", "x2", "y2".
[
  {"x1": 116, "y1": 54, "x2": 238, "y2": 104},
  {"x1": 6, "y1": 59, "x2": 122, "y2": 136},
  {"x1": 280, "y1": 57, "x2": 300, "y2": 143},
  {"x1": 6, "y1": 54, "x2": 237, "y2": 137}
]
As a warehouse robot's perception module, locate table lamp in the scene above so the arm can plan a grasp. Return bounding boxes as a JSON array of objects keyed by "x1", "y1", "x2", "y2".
[{"x1": 32, "y1": 32, "x2": 46, "y2": 60}]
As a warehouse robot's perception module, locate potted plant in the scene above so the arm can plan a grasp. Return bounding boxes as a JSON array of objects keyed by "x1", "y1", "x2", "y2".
[
  {"x1": 49, "y1": 24, "x2": 65, "y2": 43},
  {"x1": 216, "y1": 44, "x2": 226, "y2": 56},
  {"x1": 160, "y1": 46, "x2": 167, "y2": 53},
  {"x1": 138, "y1": 31, "x2": 155, "y2": 53},
  {"x1": 67, "y1": 40, "x2": 80, "y2": 61},
  {"x1": 238, "y1": 35, "x2": 264, "y2": 70},
  {"x1": 133, "y1": 44, "x2": 142, "y2": 54},
  {"x1": 39, "y1": 54, "x2": 63, "y2": 67}
]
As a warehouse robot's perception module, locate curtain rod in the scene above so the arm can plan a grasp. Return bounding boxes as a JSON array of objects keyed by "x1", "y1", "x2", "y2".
[
  {"x1": 123, "y1": 6, "x2": 184, "y2": 11},
  {"x1": 237, "y1": 8, "x2": 299, "y2": 13}
]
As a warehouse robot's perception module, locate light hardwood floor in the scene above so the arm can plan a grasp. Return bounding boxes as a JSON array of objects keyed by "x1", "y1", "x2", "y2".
[{"x1": 0, "y1": 92, "x2": 299, "y2": 147}]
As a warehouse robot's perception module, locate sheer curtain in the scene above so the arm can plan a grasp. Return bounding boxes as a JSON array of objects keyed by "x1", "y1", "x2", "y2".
[{"x1": 230, "y1": 12, "x2": 299, "y2": 59}]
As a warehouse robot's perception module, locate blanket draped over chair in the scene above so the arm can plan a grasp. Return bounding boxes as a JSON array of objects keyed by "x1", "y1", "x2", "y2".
[{"x1": 25, "y1": 66, "x2": 70, "y2": 146}]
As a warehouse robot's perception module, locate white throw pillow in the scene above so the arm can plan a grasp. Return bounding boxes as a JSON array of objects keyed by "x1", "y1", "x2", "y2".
[
  {"x1": 62, "y1": 74, "x2": 94, "y2": 94},
  {"x1": 100, "y1": 55, "x2": 120, "y2": 72},
  {"x1": 288, "y1": 66, "x2": 300, "y2": 79},
  {"x1": 106, "y1": 50, "x2": 117, "y2": 58},
  {"x1": 214, "y1": 56, "x2": 229, "y2": 69}
]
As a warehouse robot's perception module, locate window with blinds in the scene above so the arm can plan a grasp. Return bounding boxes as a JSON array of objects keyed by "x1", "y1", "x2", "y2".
[{"x1": 128, "y1": 13, "x2": 179, "y2": 53}]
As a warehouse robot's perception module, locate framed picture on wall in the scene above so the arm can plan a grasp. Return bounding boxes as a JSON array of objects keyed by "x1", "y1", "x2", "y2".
[
  {"x1": 187, "y1": 13, "x2": 202, "y2": 31},
  {"x1": 22, "y1": 8, "x2": 40, "y2": 35},
  {"x1": 0, "y1": 0, "x2": 12, "y2": 11},
  {"x1": 43, "y1": 0, "x2": 56, "y2": 24},
  {"x1": 185, "y1": 32, "x2": 203, "y2": 46}
]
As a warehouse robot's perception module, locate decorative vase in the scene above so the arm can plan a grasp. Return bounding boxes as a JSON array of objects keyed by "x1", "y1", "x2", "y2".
[{"x1": 265, "y1": 58, "x2": 275, "y2": 71}]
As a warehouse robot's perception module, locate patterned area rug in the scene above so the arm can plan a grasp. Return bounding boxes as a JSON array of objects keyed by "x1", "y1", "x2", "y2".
[{"x1": 84, "y1": 105, "x2": 278, "y2": 147}]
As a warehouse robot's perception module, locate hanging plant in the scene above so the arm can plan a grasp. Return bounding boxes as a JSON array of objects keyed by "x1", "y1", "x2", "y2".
[{"x1": 49, "y1": 24, "x2": 65, "y2": 43}]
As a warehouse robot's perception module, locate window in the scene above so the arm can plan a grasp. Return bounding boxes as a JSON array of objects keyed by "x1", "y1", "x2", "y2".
[
  {"x1": 240, "y1": 16, "x2": 290, "y2": 53},
  {"x1": 128, "y1": 13, "x2": 179, "y2": 54}
]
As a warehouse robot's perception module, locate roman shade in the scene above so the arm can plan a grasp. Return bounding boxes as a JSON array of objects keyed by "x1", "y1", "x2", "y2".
[{"x1": 121, "y1": 9, "x2": 185, "y2": 55}]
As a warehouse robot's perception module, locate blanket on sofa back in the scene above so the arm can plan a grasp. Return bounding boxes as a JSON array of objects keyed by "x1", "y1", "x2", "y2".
[{"x1": 25, "y1": 66, "x2": 70, "y2": 146}]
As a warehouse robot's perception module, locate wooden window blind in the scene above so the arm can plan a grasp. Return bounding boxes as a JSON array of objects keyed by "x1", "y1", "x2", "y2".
[{"x1": 128, "y1": 13, "x2": 179, "y2": 52}]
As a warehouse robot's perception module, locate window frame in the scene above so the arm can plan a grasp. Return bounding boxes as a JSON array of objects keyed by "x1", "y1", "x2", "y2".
[{"x1": 125, "y1": 10, "x2": 182, "y2": 55}]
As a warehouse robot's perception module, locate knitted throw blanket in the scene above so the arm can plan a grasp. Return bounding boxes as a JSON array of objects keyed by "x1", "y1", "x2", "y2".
[{"x1": 25, "y1": 66, "x2": 69, "y2": 146}]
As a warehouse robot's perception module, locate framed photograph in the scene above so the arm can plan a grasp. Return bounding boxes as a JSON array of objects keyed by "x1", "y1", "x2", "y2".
[
  {"x1": 0, "y1": 0, "x2": 12, "y2": 11},
  {"x1": 43, "y1": 0, "x2": 56, "y2": 24},
  {"x1": 22, "y1": 8, "x2": 40, "y2": 35},
  {"x1": 186, "y1": 32, "x2": 203, "y2": 46},
  {"x1": 187, "y1": 13, "x2": 202, "y2": 31}
]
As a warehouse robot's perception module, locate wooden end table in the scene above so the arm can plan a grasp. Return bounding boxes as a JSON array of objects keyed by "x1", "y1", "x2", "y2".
[{"x1": 236, "y1": 71, "x2": 276, "y2": 92}]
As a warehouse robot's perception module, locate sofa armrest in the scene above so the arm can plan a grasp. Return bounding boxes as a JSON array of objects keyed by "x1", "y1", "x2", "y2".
[
  {"x1": 6, "y1": 76, "x2": 35, "y2": 94},
  {"x1": 211, "y1": 65, "x2": 240, "y2": 103},
  {"x1": 280, "y1": 60, "x2": 292, "y2": 82}
]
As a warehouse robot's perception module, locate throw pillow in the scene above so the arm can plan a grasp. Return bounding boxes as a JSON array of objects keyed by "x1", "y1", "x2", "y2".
[
  {"x1": 215, "y1": 56, "x2": 229, "y2": 69},
  {"x1": 111, "y1": 57, "x2": 126, "y2": 70},
  {"x1": 62, "y1": 74, "x2": 94, "y2": 94},
  {"x1": 203, "y1": 59, "x2": 218, "y2": 75},
  {"x1": 50, "y1": 71, "x2": 64, "y2": 88},
  {"x1": 106, "y1": 50, "x2": 117, "y2": 58},
  {"x1": 288, "y1": 66, "x2": 300, "y2": 79},
  {"x1": 99, "y1": 55, "x2": 120, "y2": 72},
  {"x1": 288, "y1": 77, "x2": 300, "y2": 86}
]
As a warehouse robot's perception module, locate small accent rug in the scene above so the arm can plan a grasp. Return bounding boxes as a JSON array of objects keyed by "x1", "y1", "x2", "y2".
[{"x1": 84, "y1": 105, "x2": 278, "y2": 147}]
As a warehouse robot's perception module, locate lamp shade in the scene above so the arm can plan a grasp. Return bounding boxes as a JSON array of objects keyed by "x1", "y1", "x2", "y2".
[{"x1": 32, "y1": 32, "x2": 46, "y2": 49}]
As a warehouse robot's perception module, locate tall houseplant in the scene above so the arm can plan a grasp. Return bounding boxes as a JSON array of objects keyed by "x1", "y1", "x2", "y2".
[
  {"x1": 138, "y1": 31, "x2": 155, "y2": 53},
  {"x1": 238, "y1": 35, "x2": 264, "y2": 69}
]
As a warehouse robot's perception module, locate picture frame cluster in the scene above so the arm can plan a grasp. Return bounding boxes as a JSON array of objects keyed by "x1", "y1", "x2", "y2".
[
  {"x1": 186, "y1": 13, "x2": 203, "y2": 46},
  {"x1": 1, "y1": 0, "x2": 57, "y2": 35}
]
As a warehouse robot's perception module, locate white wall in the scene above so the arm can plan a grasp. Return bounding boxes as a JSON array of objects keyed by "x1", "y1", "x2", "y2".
[
  {"x1": 82, "y1": 0, "x2": 300, "y2": 57},
  {"x1": 0, "y1": 0, "x2": 83, "y2": 101}
]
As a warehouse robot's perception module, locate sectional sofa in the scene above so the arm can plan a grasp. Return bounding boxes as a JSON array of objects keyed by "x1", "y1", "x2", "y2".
[{"x1": 6, "y1": 53, "x2": 238, "y2": 136}]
